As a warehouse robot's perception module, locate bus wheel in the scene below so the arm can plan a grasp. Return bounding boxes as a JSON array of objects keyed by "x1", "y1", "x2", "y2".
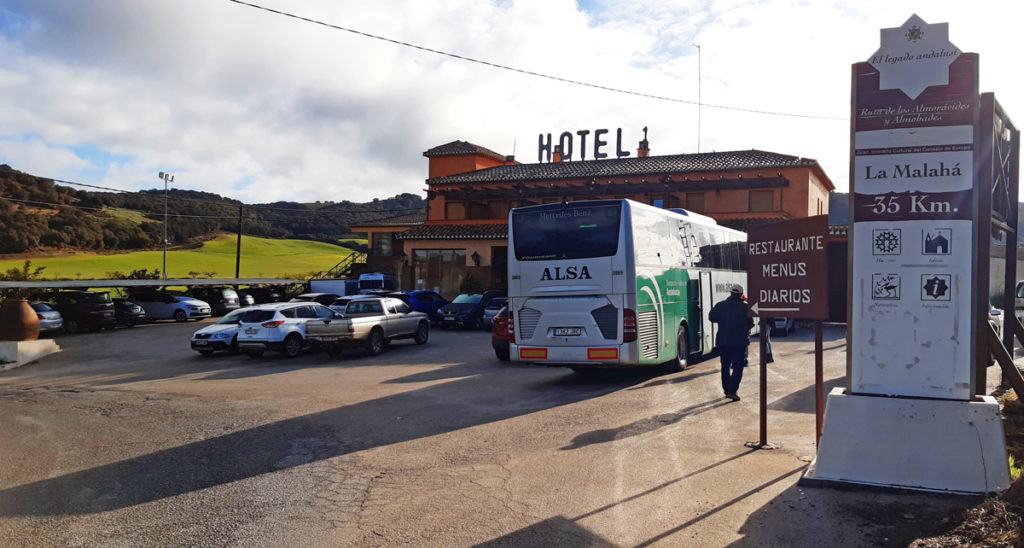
[{"x1": 666, "y1": 324, "x2": 690, "y2": 373}]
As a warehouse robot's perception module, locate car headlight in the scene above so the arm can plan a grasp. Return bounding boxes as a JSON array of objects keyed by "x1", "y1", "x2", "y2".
[
  {"x1": 212, "y1": 333, "x2": 230, "y2": 340},
  {"x1": 188, "y1": 306, "x2": 198, "y2": 311}
]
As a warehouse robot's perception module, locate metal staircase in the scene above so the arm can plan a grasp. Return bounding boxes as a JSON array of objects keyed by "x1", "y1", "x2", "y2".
[{"x1": 311, "y1": 252, "x2": 366, "y2": 280}]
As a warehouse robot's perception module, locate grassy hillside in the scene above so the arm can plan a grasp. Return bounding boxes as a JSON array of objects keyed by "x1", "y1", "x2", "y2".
[{"x1": 0, "y1": 234, "x2": 354, "y2": 279}]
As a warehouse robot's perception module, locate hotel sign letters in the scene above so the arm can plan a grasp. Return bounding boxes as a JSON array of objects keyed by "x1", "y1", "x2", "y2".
[
  {"x1": 849, "y1": 14, "x2": 978, "y2": 400},
  {"x1": 538, "y1": 128, "x2": 633, "y2": 162}
]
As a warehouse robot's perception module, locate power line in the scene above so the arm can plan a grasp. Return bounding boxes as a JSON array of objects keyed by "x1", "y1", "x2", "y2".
[{"x1": 225, "y1": 0, "x2": 844, "y2": 122}]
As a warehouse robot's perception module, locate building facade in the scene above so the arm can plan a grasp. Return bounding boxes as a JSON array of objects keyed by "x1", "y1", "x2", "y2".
[{"x1": 353, "y1": 138, "x2": 835, "y2": 299}]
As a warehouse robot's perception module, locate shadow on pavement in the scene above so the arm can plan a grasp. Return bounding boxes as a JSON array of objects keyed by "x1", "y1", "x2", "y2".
[
  {"x1": 0, "y1": 356, "x2": 646, "y2": 517},
  {"x1": 768, "y1": 377, "x2": 845, "y2": 414},
  {"x1": 728, "y1": 481, "x2": 979, "y2": 547},
  {"x1": 561, "y1": 397, "x2": 733, "y2": 450},
  {"x1": 476, "y1": 450, "x2": 760, "y2": 546}
]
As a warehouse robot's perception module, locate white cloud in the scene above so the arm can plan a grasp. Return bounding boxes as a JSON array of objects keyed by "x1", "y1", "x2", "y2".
[{"x1": 0, "y1": 0, "x2": 1021, "y2": 203}]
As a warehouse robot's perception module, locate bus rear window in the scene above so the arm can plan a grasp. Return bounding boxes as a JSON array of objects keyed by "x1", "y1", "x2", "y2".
[{"x1": 512, "y1": 203, "x2": 621, "y2": 261}]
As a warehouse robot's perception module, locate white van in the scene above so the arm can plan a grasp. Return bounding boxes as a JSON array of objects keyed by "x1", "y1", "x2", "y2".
[{"x1": 358, "y1": 273, "x2": 397, "y2": 294}]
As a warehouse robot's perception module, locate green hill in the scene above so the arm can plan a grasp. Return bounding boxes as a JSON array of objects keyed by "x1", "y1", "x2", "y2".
[{"x1": 0, "y1": 234, "x2": 354, "y2": 280}]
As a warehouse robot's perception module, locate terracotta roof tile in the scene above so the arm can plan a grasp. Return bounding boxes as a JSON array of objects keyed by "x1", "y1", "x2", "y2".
[
  {"x1": 427, "y1": 149, "x2": 819, "y2": 185},
  {"x1": 395, "y1": 223, "x2": 508, "y2": 240},
  {"x1": 423, "y1": 141, "x2": 509, "y2": 163}
]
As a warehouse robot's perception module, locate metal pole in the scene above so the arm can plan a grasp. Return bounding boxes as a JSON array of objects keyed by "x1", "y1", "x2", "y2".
[
  {"x1": 759, "y1": 316, "x2": 767, "y2": 446},
  {"x1": 158, "y1": 172, "x2": 172, "y2": 280},
  {"x1": 235, "y1": 205, "x2": 243, "y2": 280},
  {"x1": 815, "y1": 320, "x2": 824, "y2": 446},
  {"x1": 693, "y1": 43, "x2": 701, "y2": 154}
]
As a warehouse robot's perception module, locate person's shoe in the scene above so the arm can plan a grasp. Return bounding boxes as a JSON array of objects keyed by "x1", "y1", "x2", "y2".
[{"x1": 728, "y1": 393, "x2": 741, "y2": 401}]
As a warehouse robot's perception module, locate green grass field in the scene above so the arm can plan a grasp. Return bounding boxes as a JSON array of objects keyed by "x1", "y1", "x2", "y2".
[{"x1": 0, "y1": 235, "x2": 356, "y2": 280}]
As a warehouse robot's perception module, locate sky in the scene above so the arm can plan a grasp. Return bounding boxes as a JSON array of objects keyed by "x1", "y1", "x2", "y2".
[{"x1": 0, "y1": 0, "x2": 1020, "y2": 204}]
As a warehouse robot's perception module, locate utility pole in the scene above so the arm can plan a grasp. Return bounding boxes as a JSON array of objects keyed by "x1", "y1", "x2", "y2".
[
  {"x1": 235, "y1": 205, "x2": 243, "y2": 281},
  {"x1": 158, "y1": 171, "x2": 174, "y2": 280},
  {"x1": 692, "y1": 43, "x2": 701, "y2": 153}
]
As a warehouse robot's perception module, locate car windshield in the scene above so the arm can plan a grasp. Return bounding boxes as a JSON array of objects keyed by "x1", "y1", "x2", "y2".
[
  {"x1": 485, "y1": 298, "x2": 507, "y2": 309},
  {"x1": 84, "y1": 292, "x2": 112, "y2": 304},
  {"x1": 31, "y1": 303, "x2": 53, "y2": 312},
  {"x1": 218, "y1": 309, "x2": 247, "y2": 324},
  {"x1": 221, "y1": 288, "x2": 238, "y2": 299},
  {"x1": 240, "y1": 310, "x2": 276, "y2": 323},
  {"x1": 452, "y1": 294, "x2": 482, "y2": 304}
]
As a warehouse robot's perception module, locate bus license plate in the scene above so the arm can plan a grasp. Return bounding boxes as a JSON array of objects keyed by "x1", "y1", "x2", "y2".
[{"x1": 554, "y1": 327, "x2": 582, "y2": 336}]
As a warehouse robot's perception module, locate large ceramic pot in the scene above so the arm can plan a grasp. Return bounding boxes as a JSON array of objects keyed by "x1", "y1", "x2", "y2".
[{"x1": 0, "y1": 299, "x2": 40, "y2": 342}]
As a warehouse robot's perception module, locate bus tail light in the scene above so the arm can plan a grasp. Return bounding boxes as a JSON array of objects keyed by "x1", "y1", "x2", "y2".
[
  {"x1": 622, "y1": 308, "x2": 637, "y2": 343},
  {"x1": 508, "y1": 309, "x2": 515, "y2": 343}
]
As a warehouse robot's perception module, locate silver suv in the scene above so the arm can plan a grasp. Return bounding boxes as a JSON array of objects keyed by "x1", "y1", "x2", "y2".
[{"x1": 236, "y1": 301, "x2": 335, "y2": 358}]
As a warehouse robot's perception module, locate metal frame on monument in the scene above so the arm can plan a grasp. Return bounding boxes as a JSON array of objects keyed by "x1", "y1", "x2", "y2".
[{"x1": 979, "y1": 95, "x2": 1022, "y2": 395}]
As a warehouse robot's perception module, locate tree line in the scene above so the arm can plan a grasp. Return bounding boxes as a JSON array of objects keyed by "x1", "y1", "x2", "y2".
[{"x1": 0, "y1": 164, "x2": 424, "y2": 254}]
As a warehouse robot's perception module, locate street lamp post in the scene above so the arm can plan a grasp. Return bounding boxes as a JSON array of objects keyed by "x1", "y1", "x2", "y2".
[
  {"x1": 692, "y1": 43, "x2": 701, "y2": 153},
  {"x1": 158, "y1": 171, "x2": 174, "y2": 280}
]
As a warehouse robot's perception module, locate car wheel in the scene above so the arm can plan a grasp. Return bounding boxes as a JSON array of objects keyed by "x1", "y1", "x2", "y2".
[
  {"x1": 414, "y1": 322, "x2": 429, "y2": 345},
  {"x1": 468, "y1": 316, "x2": 481, "y2": 330},
  {"x1": 281, "y1": 334, "x2": 303, "y2": 358},
  {"x1": 125, "y1": 320, "x2": 136, "y2": 328},
  {"x1": 198, "y1": 349, "x2": 214, "y2": 356},
  {"x1": 229, "y1": 336, "x2": 238, "y2": 353},
  {"x1": 244, "y1": 349, "x2": 264, "y2": 359},
  {"x1": 665, "y1": 324, "x2": 690, "y2": 373},
  {"x1": 103, "y1": 324, "x2": 117, "y2": 331},
  {"x1": 173, "y1": 309, "x2": 188, "y2": 322},
  {"x1": 366, "y1": 329, "x2": 384, "y2": 356},
  {"x1": 64, "y1": 318, "x2": 79, "y2": 334},
  {"x1": 495, "y1": 345, "x2": 510, "y2": 361}
]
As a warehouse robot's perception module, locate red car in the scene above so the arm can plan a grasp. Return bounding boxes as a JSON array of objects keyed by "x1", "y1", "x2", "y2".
[{"x1": 491, "y1": 306, "x2": 510, "y2": 361}]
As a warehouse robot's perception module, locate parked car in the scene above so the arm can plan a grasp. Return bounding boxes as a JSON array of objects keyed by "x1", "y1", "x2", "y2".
[
  {"x1": 491, "y1": 306, "x2": 510, "y2": 361},
  {"x1": 190, "y1": 287, "x2": 241, "y2": 316},
  {"x1": 51, "y1": 291, "x2": 117, "y2": 333},
  {"x1": 328, "y1": 295, "x2": 368, "y2": 314},
  {"x1": 438, "y1": 290, "x2": 505, "y2": 330},
  {"x1": 191, "y1": 308, "x2": 247, "y2": 356},
  {"x1": 405, "y1": 290, "x2": 448, "y2": 322},
  {"x1": 290, "y1": 293, "x2": 341, "y2": 307},
  {"x1": 306, "y1": 296, "x2": 430, "y2": 357},
  {"x1": 30, "y1": 302, "x2": 63, "y2": 334},
  {"x1": 243, "y1": 287, "x2": 283, "y2": 304},
  {"x1": 112, "y1": 298, "x2": 147, "y2": 327},
  {"x1": 769, "y1": 317, "x2": 795, "y2": 337},
  {"x1": 236, "y1": 301, "x2": 335, "y2": 358},
  {"x1": 130, "y1": 290, "x2": 211, "y2": 322},
  {"x1": 481, "y1": 296, "x2": 508, "y2": 330},
  {"x1": 237, "y1": 292, "x2": 256, "y2": 307}
]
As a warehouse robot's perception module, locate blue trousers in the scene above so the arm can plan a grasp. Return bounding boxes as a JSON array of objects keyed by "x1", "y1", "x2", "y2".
[{"x1": 719, "y1": 346, "x2": 748, "y2": 395}]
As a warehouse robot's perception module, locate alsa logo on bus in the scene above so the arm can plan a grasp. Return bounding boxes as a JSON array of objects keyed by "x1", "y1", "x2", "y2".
[{"x1": 540, "y1": 266, "x2": 592, "y2": 281}]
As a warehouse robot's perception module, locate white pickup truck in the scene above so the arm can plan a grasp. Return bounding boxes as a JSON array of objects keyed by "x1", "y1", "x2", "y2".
[{"x1": 305, "y1": 296, "x2": 430, "y2": 356}]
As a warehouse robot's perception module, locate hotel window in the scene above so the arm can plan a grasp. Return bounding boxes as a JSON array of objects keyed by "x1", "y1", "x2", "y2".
[
  {"x1": 685, "y1": 193, "x2": 705, "y2": 212},
  {"x1": 445, "y1": 201, "x2": 466, "y2": 220},
  {"x1": 371, "y1": 233, "x2": 391, "y2": 256},
  {"x1": 749, "y1": 190, "x2": 774, "y2": 212}
]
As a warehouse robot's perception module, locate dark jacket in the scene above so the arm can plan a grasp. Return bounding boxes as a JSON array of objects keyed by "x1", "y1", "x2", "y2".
[{"x1": 709, "y1": 294, "x2": 753, "y2": 347}]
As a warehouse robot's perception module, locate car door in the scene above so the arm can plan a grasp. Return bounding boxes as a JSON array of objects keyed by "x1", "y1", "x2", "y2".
[
  {"x1": 307, "y1": 304, "x2": 347, "y2": 338},
  {"x1": 393, "y1": 299, "x2": 419, "y2": 336}
]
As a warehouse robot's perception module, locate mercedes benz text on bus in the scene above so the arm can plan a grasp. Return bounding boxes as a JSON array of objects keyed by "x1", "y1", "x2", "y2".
[{"x1": 507, "y1": 199, "x2": 747, "y2": 371}]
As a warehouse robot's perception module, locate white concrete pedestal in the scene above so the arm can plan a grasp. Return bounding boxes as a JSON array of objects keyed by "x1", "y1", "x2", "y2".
[
  {"x1": 0, "y1": 339, "x2": 60, "y2": 371},
  {"x1": 802, "y1": 388, "x2": 1010, "y2": 494}
]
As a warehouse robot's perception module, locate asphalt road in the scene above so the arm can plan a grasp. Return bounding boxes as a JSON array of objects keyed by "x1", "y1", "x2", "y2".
[{"x1": 0, "y1": 320, "x2": 1001, "y2": 547}]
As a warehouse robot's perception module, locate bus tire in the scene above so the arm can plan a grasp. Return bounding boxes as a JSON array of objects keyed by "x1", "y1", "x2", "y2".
[{"x1": 666, "y1": 324, "x2": 690, "y2": 373}]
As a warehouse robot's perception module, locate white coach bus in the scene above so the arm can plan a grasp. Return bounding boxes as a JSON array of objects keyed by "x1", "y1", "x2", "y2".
[{"x1": 507, "y1": 199, "x2": 748, "y2": 372}]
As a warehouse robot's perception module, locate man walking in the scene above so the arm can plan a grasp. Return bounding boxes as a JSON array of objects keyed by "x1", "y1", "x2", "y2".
[{"x1": 709, "y1": 284, "x2": 753, "y2": 401}]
